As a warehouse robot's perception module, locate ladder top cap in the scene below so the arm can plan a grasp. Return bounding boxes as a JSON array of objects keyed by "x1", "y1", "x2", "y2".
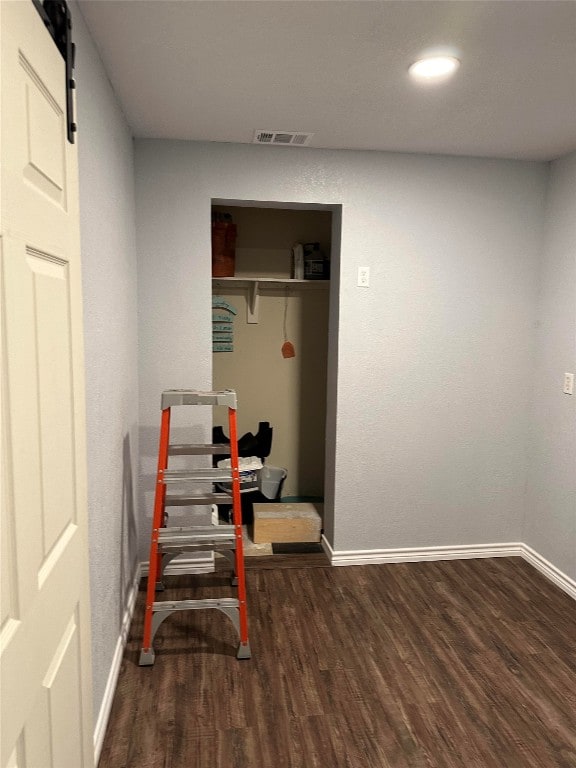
[{"x1": 161, "y1": 389, "x2": 237, "y2": 409}]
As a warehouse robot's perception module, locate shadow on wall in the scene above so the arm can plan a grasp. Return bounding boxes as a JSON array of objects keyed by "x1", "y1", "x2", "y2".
[
  {"x1": 120, "y1": 433, "x2": 138, "y2": 625},
  {"x1": 296, "y1": 292, "x2": 330, "y2": 498}
]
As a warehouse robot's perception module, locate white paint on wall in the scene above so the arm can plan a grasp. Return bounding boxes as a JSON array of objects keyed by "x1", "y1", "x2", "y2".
[
  {"x1": 526, "y1": 151, "x2": 576, "y2": 582},
  {"x1": 135, "y1": 140, "x2": 548, "y2": 555},
  {"x1": 73, "y1": 2, "x2": 139, "y2": 729}
]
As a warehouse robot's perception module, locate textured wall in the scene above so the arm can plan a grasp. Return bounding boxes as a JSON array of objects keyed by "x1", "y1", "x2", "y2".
[
  {"x1": 73, "y1": 4, "x2": 139, "y2": 727},
  {"x1": 526, "y1": 152, "x2": 576, "y2": 580},
  {"x1": 135, "y1": 140, "x2": 547, "y2": 554}
]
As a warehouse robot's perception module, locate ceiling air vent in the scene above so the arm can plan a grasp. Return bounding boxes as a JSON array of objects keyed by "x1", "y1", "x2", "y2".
[{"x1": 253, "y1": 130, "x2": 314, "y2": 147}]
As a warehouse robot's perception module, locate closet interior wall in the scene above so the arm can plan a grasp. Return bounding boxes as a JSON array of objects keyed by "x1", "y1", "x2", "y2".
[{"x1": 212, "y1": 205, "x2": 331, "y2": 499}]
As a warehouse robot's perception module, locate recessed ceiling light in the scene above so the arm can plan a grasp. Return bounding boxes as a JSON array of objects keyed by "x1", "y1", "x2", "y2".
[{"x1": 409, "y1": 55, "x2": 460, "y2": 83}]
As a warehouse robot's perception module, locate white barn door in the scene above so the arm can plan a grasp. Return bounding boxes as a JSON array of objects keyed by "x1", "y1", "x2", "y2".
[{"x1": 1, "y1": 2, "x2": 94, "y2": 766}]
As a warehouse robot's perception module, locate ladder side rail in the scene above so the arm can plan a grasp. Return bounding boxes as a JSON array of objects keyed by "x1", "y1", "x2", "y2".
[
  {"x1": 228, "y1": 406, "x2": 249, "y2": 648},
  {"x1": 142, "y1": 406, "x2": 172, "y2": 653}
]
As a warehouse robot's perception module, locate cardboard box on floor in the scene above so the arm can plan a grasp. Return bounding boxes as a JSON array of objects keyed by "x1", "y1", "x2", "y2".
[{"x1": 252, "y1": 502, "x2": 322, "y2": 544}]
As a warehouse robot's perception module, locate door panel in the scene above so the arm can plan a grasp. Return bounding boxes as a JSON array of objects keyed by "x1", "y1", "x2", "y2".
[
  {"x1": 21, "y1": 53, "x2": 67, "y2": 206},
  {"x1": 27, "y1": 247, "x2": 76, "y2": 553},
  {"x1": 1, "y1": 3, "x2": 94, "y2": 766}
]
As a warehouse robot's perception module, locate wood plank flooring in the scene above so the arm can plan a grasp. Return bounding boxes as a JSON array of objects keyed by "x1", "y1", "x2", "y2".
[{"x1": 99, "y1": 557, "x2": 576, "y2": 768}]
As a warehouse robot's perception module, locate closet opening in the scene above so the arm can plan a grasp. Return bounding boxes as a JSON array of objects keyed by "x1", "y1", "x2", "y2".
[{"x1": 210, "y1": 199, "x2": 340, "y2": 558}]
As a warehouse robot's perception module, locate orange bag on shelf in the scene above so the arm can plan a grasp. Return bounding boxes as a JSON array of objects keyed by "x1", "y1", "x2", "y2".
[{"x1": 211, "y1": 219, "x2": 237, "y2": 277}]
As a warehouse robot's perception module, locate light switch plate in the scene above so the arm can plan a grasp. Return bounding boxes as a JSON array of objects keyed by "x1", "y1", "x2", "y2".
[
  {"x1": 358, "y1": 267, "x2": 370, "y2": 287},
  {"x1": 564, "y1": 372, "x2": 574, "y2": 395}
]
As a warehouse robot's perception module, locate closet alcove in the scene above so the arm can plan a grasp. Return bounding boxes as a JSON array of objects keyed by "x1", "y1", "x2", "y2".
[{"x1": 211, "y1": 201, "x2": 336, "y2": 505}]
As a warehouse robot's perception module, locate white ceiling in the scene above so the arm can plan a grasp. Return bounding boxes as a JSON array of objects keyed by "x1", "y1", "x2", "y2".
[{"x1": 79, "y1": 0, "x2": 576, "y2": 161}]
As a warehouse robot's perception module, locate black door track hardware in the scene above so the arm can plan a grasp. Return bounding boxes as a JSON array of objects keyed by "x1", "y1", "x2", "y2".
[{"x1": 32, "y1": 0, "x2": 76, "y2": 143}]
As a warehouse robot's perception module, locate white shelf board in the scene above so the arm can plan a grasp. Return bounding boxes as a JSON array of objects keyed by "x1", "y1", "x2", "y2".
[
  {"x1": 212, "y1": 277, "x2": 329, "y2": 288},
  {"x1": 212, "y1": 277, "x2": 329, "y2": 323}
]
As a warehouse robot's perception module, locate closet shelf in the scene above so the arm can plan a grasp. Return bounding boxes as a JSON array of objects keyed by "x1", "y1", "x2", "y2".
[
  {"x1": 212, "y1": 277, "x2": 329, "y2": 288},
  {"x1": 212, "y1": 277, "x2": 329, "y2": 324}
]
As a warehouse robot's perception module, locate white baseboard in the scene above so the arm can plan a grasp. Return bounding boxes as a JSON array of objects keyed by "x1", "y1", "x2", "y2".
[
  {"x1": 520, "y1": 545, "x2": 576, "y2": 600},
  {"x1": 323, "y1": 536, "x2": 524, "y2": 566},
  {"x1": 93, "y1": 564, "x2": 141, "y2": 766},
  {"x1": 140, "y1": 553, "x2": 215, "y2": 576},
  {"x1": 321, "y1": 533, "x2": 334, "y2": 561},
  {"x1": 321, "y1": 535, "x2": 574, "y2": 601}
]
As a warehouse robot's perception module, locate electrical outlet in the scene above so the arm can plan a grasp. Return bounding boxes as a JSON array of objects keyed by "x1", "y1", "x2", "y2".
[
  {"x1": 563, "y1": 372, "x2": 574, "y2": 395},
  {"x1": 357, "y1": 267, "x2": 370, "y2": 287}
]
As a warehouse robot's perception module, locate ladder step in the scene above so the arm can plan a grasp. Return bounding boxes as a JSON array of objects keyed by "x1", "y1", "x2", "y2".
[
  {"x1": 165, "y1": 492, "x2": 232, "y2": 506},
  {"x1": 161, "y1": 389, "x2": 237, "y2": 410},
  {"x1": 162, "y1": 468, "x2": 233, "y2": 483},
  {"x1": 169, "y1": 443, "x2": 230, "y2": 456},
  {"x1": 152, "y1": 597, "x2": 239, "y2": 612},
  {"x1": 160, "y1": 542, "x2": 236, "y2": 552},
  {"x1": 158, "y1": 526, "x2": 236, "y2": 546}
]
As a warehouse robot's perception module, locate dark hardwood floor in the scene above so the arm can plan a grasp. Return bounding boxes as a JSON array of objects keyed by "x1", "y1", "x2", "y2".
[{"x1": 99, "y1": 556, "x2": 576, "y2": 768}]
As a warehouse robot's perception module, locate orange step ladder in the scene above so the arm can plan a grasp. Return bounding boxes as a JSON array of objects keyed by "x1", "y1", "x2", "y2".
[{"x1": 139, "y1": 389, "x2": 251, "y2": 665}]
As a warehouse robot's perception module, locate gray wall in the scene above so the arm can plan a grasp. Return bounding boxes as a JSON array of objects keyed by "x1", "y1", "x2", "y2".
[
  {"x1": 526, "y1": 152, "x2": 576, "y2": 581},
  {"x1": 73, "y1": 4, "x2": 139, "y2": 727},
  {"x1": 135, "y1": 140, "x2": 547, "y2": 554}
]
